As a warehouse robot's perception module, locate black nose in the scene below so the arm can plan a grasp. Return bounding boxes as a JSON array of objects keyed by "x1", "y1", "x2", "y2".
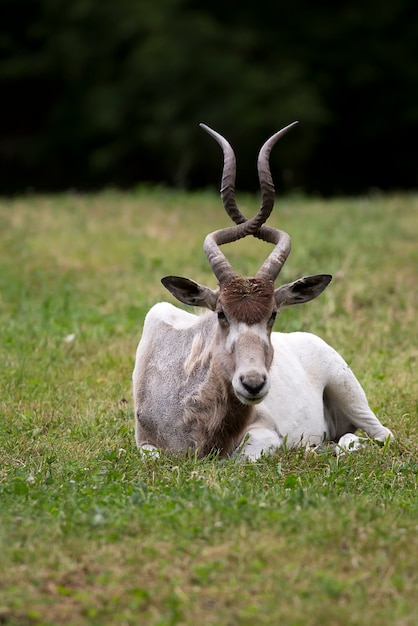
[{"x1": 240, "y1": 374, "x2": 267, "y2": 396}]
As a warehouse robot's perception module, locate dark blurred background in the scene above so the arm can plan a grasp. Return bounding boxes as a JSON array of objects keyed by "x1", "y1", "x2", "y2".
[{"x1": 1, "y1": 0, "x2": 417, "y2": 195}]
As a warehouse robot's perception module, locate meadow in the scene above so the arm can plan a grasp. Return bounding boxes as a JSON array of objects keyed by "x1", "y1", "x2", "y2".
[{"x1": 0, "y1": 189, "x2": 417, "y2": 625}]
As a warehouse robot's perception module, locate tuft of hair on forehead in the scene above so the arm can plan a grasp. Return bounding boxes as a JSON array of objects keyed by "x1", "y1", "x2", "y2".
[{"x1": 219, "y1": 276, "x2": 275, "y2": 324}]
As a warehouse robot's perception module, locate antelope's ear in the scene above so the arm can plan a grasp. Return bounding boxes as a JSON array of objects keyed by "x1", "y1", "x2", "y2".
[
  {"x1": 161, "y1": 276, "x2": 219, "y2": 310},
  {"x1": 275, "y1": 274, "x2": 332, "y2": 308}
]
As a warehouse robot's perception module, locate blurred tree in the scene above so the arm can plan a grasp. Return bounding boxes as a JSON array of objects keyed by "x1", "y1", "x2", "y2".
[{"x1": 0, "y1": 0, "x2": 417, "y2": 193}]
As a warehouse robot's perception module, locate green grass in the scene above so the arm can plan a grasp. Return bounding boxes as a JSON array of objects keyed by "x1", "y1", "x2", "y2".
[{"x1": 0, "y1": 189, "x2": 417, "y2": 625}]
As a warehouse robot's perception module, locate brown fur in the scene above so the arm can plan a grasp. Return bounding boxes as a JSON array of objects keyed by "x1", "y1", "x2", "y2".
[
  {"x1": 220, "y1": 276, "x2": 275, "y2": 324},
  {"x1": 183, "y1": 360, "x2": 255, "y2": 458}
]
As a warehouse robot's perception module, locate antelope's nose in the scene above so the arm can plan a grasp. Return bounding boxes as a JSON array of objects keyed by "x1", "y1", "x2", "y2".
[{"x1": 240, "y1": 373, "x2": 267, "y2": 397}]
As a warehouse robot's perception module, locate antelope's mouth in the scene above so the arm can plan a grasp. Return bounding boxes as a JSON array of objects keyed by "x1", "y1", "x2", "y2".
[
  {"x1": 233, "y1": 370, "x2": 270, "y2": 406},
  {"x1": 236, "y1": 392, "x2": 267, "y2": 406},
  {"x1": 234, "y1": 383, "x2": 270, "y2": 406}
]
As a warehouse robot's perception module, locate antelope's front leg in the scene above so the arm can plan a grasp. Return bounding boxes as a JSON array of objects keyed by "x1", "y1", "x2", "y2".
[
  {"x1": 139, "y1": 443, "x2": 160, "y2": 458},
  {"x1": 236, "y1": 425, "x2": 282, "y2": 461}
]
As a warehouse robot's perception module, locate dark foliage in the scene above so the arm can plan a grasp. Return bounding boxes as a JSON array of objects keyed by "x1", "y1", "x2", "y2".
[{"x1": 1, "y1": 0, "x2": 417, "y2": 194}]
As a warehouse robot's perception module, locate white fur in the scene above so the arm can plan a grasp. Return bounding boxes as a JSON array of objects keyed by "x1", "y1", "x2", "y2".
[{"x1": 133, "y1": 303, "x2": 393, "y2": 460}]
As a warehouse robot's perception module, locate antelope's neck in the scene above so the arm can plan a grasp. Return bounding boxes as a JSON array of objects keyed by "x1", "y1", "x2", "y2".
[{"x1": 185, "y1": 378, "x2": 254, "y2": 458}]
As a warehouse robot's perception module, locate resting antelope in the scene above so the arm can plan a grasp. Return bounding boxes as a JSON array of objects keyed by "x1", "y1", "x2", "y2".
[{"x1": 133, "y1": 122, "x2": 393, "y2": 460}]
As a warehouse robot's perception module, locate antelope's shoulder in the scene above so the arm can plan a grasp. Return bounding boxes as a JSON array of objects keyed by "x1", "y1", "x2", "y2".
[
  {"x1": 135, "y1": 303, "x2": 207, "y2": 379},
  {"x1": 144, "y1": 302, "x2": 202, "y2": 332},
  {"x1": 272, "y1": 330, "x2": 330, "y2": 350},
  {"x1": 271, "y1": 331, "x2": 343, "y2": 367}
]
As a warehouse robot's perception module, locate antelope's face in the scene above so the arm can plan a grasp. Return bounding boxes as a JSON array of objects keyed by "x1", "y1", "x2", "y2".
[
  {"x1": 162, "y1": 271, "x2": 331, "y2": 405},
  {"x1": 216, "y1": 277, "x2": 276, "y2": 404}
]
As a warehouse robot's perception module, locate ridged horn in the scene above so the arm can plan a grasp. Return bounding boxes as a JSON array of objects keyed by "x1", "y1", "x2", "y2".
[
  {"x1": 200, "y1": 122, "x2": 297, "y2": 283},
  {"x1": 253, "y1": 122, "x2": 298, "y2": 280},
  {"x1": 255, "y1": 121, "x2": 298, "y2": 230},
  {"x1": 199, "y1": 123, "x2": 246, "y2": 225}
]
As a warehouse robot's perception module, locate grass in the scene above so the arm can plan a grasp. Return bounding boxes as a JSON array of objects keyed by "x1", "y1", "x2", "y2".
[{"x1": 0, "y1": 189, "x2": 417, "y2": 625}]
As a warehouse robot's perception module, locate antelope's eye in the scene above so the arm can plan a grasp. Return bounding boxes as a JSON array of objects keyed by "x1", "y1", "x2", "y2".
[{"x1": 217, "y1": 310, "x2": 228, "y2": 325}]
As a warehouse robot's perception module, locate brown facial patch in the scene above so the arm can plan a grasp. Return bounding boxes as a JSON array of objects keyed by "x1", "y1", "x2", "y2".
[{"x1": 219, "y1": 276, "x2": 275, "y2": 324}]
